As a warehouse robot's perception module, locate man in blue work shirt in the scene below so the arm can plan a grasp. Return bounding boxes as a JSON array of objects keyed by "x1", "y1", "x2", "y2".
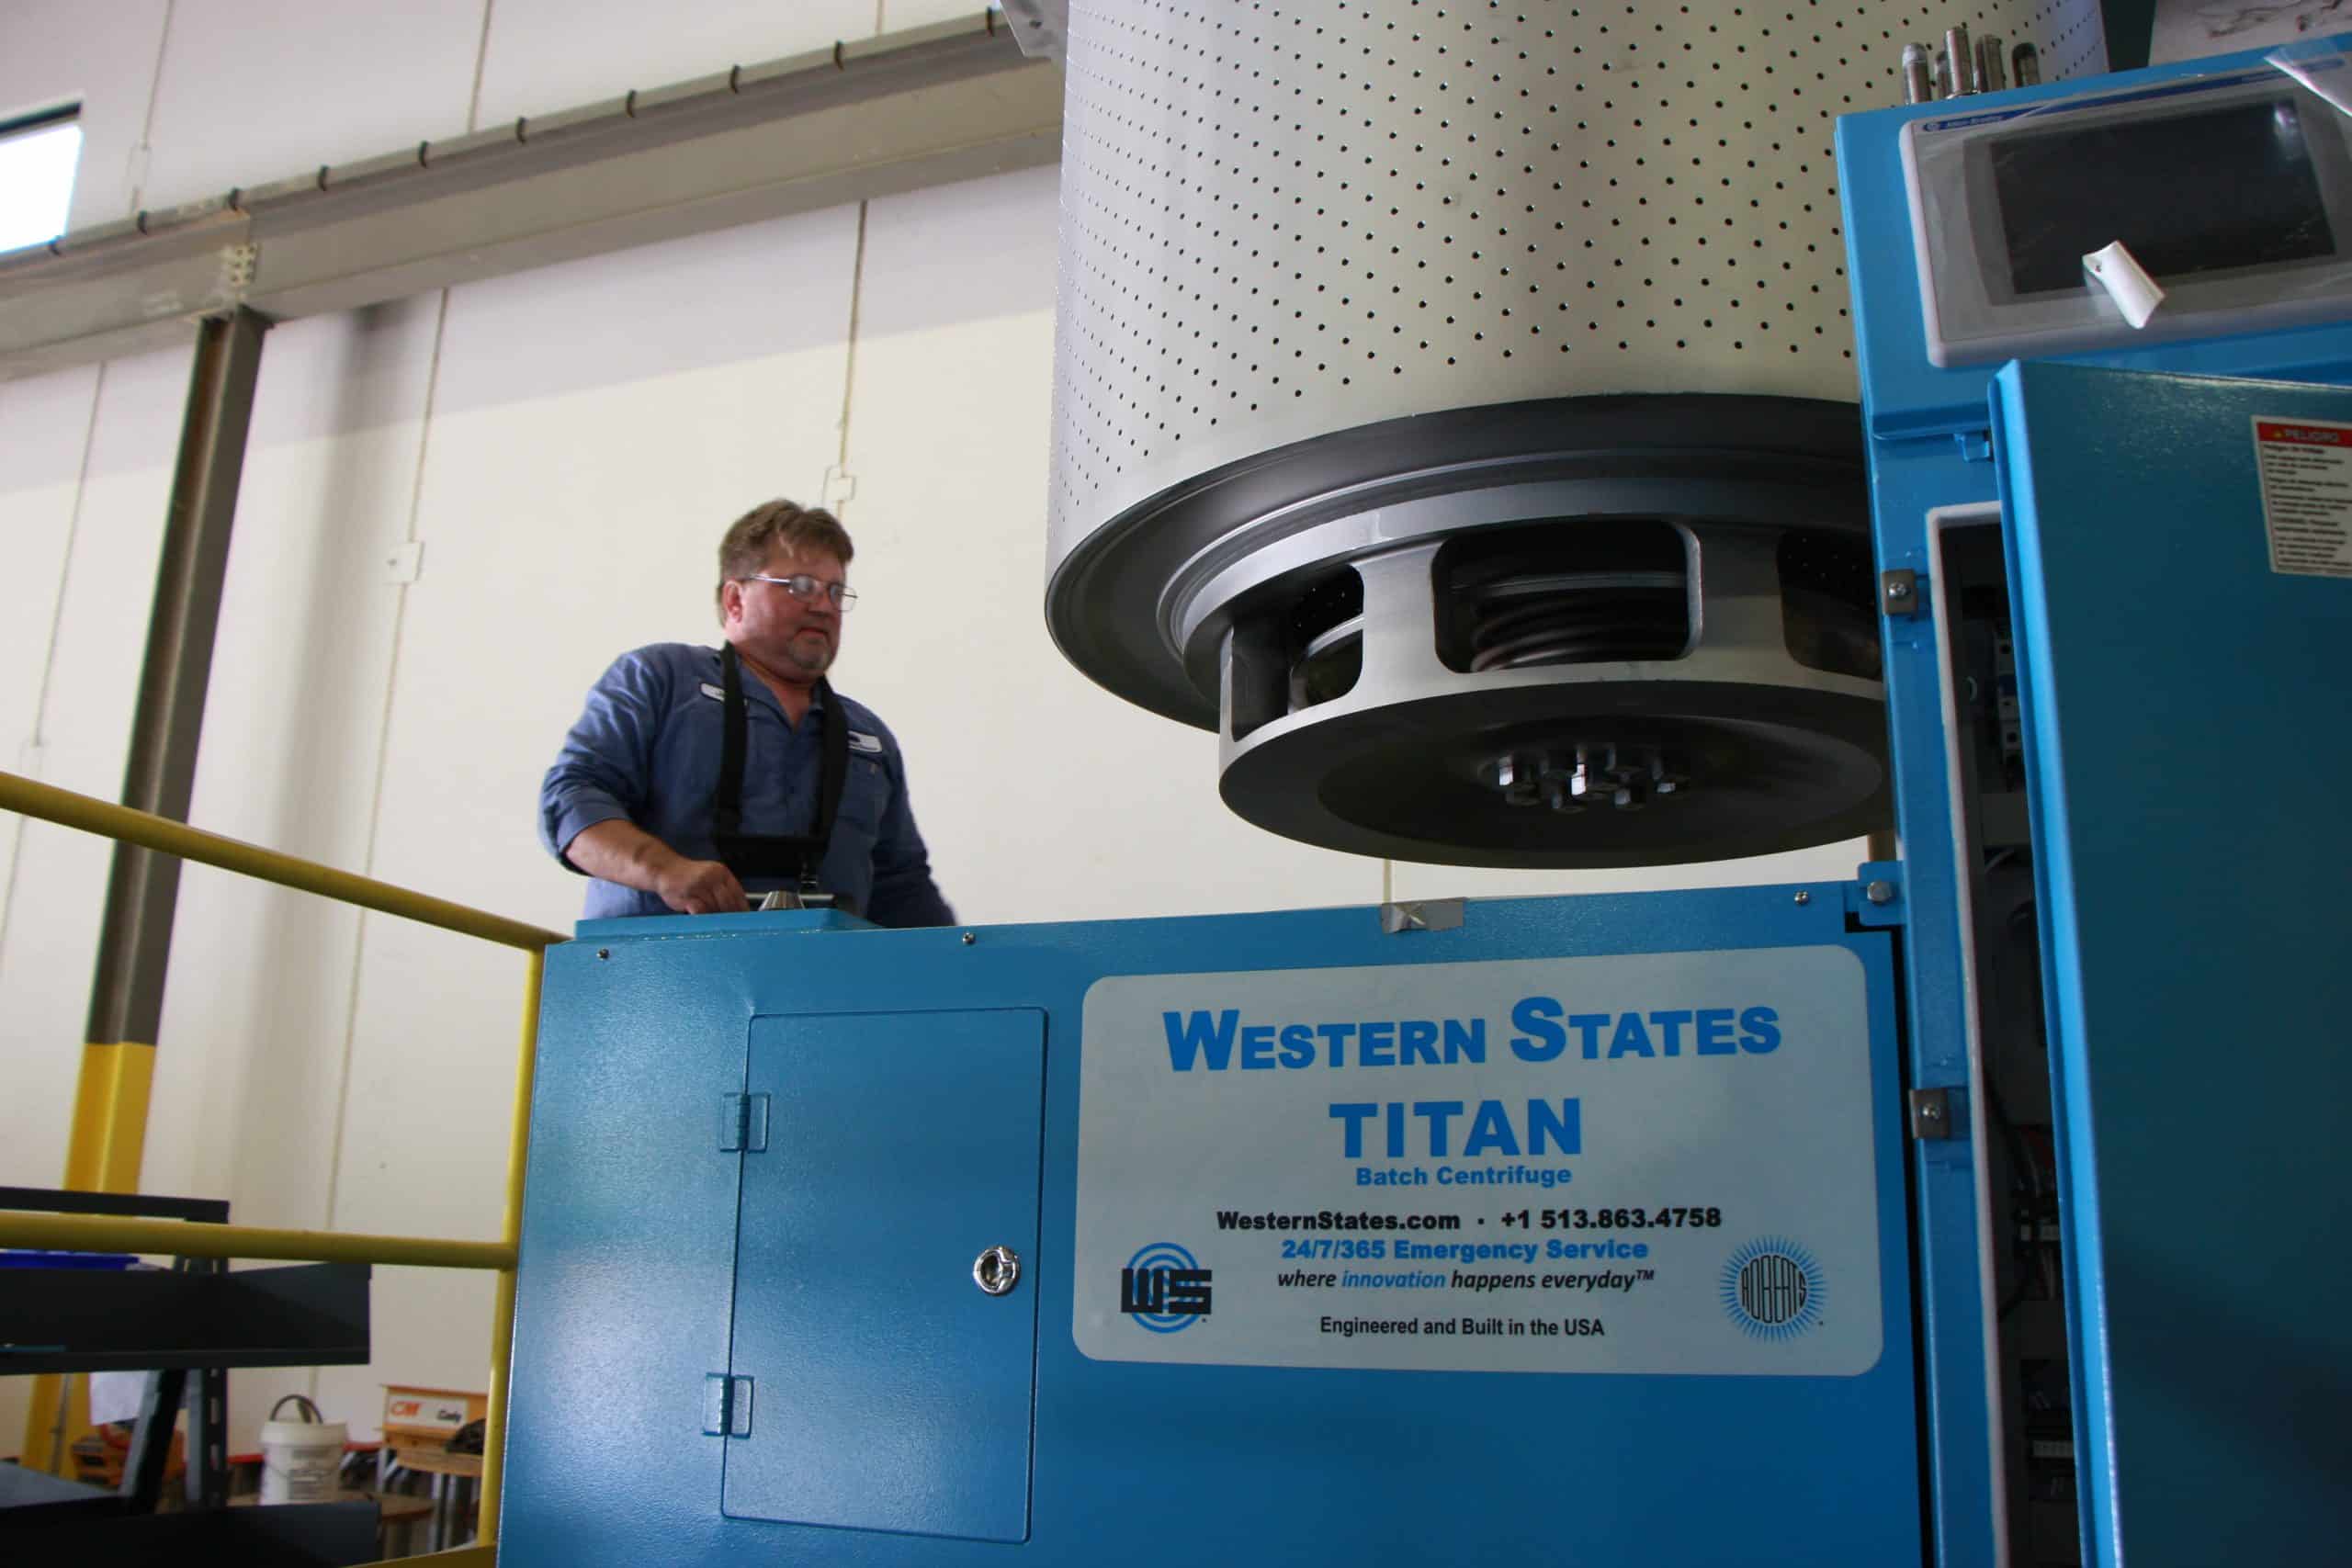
[{"x1": 538, "y1": 500, "x2": 955, "y2": 925}]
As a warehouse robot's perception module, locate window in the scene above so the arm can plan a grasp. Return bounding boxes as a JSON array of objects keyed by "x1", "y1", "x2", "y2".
[{"x1": 0, "y1": 107, "x2": 83, "y2": 253}]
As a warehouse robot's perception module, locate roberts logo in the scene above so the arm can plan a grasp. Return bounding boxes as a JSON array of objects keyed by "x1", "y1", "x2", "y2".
[
  {"x1": 1720, "y1": 1235, "x2": 1826, "y2": 1342},
  {"x1": 1120, "y1": 1242, "x2": 1212, "y2": 1333}
]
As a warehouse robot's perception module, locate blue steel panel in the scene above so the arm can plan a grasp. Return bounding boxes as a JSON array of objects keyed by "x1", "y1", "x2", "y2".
[
  {"x1": 1839, "y1": 47, "x2": 2352, "y2": 1563},
  {"x1": 1992, "y1": 361, "x2": 2352, "y2": 1566},
  {"x1": 1839, "y1": 100, "x2": 2010, "y2": 1551},
  {"x1": 573, "y1": 907, "x2": 880, "y2": 942},
  {"x1": 502, "y1": 886, "x2": 1920, "y2": 1567},
  {"x1": 726, "y1": 1010, "x2": 1045, "y2": 1541},
  {"x1": 1841, "y1": 429, "x2": 2003, "y2": 1568}
]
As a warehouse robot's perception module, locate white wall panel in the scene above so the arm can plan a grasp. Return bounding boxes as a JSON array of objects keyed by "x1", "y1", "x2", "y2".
[
  {"x1": 313, "y1": 1265, "x2": 495, "y2": 1451},
  {"x1": 0, "y1": 355, "x2": 111, "y2": 1483},
  {"x1": 0, "y1": 367, "x2": 99, "y2": 943},
  {"x1": 473, "y1": 0, "x2": 881, "y2": 128},
  {"x1": 879, "y1": 1, "x2": 993, "y2": 30},
  {"x1": 843, "y1": 166, "x2": 1378, "y2": 923},
  {"x1": 0, "y1": 0, "x2": 169, "y2": 231},
  {"x1": 307, "y1": 209, "x2": 859, "y2": 1436},
  {"x1": 139, "y1": 0, "x2": 487, "y2": 211},
  {"x1": 0, "y1": 347, "x2": 187, "y2": 1187},
  {"x1": 0, "y1": 343, "x2": 183, "y2": 1483},
  {"x1": 132, "y1": 302, "x2": 440, "y2": 1452}
]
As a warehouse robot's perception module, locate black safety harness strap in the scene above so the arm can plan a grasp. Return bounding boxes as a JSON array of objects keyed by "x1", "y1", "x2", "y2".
[{"x1": 713, "y1": 643, "x2": 848, "y2": 893}]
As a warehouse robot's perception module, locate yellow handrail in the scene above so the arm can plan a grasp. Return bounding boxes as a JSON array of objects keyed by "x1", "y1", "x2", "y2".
[
  {"x1": 0, "y1": 769, "x2": 563, "y2": 1554},
  {"x1": 0, "y1": 771, "x2": 565, "y2": 951},
  {"x1": 0, "y1": 1212, "x2": 514, "y2": 1269}
]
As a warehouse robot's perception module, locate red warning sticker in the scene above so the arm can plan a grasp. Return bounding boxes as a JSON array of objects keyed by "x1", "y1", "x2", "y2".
[{"x1": 2253, "y1": 418, "x2": 2352, "y2": 579}]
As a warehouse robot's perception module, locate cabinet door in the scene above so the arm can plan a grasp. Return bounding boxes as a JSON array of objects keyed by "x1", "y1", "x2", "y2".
[
  {"x1": 1992, "y1": 360, "x2": 2352, "y2": 1567},
  {"x1": 726, "y1": 1008, "x2": 1046, "y2": 1544}
]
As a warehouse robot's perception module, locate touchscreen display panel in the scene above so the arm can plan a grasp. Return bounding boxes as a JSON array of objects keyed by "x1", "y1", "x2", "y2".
[{"x1": 1990, "y1": 98, "x2": 2335, "y2": 295}]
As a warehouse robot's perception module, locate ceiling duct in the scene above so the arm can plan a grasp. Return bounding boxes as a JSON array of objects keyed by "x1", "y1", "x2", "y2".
[{"x1": 1043, "y1": 0, "x2": 2105, "y2": 866}]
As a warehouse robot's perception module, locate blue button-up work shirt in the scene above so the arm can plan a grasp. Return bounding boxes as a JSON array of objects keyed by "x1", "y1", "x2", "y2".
[{"x1": 538, "y1": 643, "x2": 954, "y2": 925}]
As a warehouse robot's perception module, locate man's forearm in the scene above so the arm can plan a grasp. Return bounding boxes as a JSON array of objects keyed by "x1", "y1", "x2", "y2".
[
  {"x1": 564, "y1": 818, "x2": 689, "y2": 894},
  {"x1": 565, "y1": 819, "x2": 749, "y2": 915}
]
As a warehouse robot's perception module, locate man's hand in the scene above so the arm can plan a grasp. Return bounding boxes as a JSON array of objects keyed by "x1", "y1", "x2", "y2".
[
  {"x1": 655, "y1": 857, "x2": 749, "y2": 915},
  {"x1": 565, "y1": 819, "x2": 750, "y2": 914}
]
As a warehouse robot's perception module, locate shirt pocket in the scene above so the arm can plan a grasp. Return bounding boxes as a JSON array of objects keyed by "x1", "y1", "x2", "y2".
[{"x1": 835, "y1": 756, "x2": 890, "y2": 836}]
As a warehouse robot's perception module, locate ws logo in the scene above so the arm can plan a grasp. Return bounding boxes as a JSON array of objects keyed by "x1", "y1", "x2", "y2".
[{"x1": 1120, "y1": 1242, "x2": 1212, "y2": 1333}]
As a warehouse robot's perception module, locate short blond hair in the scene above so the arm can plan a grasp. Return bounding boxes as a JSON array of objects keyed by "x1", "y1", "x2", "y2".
[{"x1": 716, "y1": 499, "x2": 854, "y2": 617}]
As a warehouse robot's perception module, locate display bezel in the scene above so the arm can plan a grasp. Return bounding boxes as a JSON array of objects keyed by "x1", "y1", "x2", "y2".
[{"x1": 1900, "y1": 62, "x2": 2352, "y2": 366}]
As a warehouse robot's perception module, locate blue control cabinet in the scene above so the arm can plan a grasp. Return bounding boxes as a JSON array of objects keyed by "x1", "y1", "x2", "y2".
[
  {"x1": 503, "y1": 889, "x2": 1922, "y2": 1566},
  {"x1": 1840, "y1": 38, "x2": 2352, "y2": 1568}
]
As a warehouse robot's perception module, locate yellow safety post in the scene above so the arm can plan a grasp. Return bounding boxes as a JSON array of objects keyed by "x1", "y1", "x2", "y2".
[
  {"x1": 62, "y1": 1043, "x2": 157, "y2": 1193},
  {"x1": 478, "y1": 948, "x2": 545, "y2": 1543},
  {"x1": 24, "y1": 1041, "x2": 162, "y2": 1472}
]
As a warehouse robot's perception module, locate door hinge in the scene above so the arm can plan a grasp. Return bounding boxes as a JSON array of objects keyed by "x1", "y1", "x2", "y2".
[
  {"x1": 719, "y1": 1092, "x2": 769, "y2": 1153},
  {"x1": 1907, "y1": 1087, "x2": 1961, "y2": 1140},
  {"x1": 702, "y1": 1373, "x2": 752, "y2": 1438}
]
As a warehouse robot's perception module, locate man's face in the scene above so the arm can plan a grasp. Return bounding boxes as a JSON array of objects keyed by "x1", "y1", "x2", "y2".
[{"x1": 724, "y1": 545, "x2": 846, "y2": 679}]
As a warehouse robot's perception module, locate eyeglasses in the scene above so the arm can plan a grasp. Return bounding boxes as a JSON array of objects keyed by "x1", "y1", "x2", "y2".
[{"x1": 742, "y1": 573, "x2": 857, "y2": 611}]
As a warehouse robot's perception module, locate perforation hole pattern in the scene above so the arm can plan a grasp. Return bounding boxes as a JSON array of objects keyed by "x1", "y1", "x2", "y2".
[{"x1": 1046, "y1": 0, "x2": 2108, "y2": 560}]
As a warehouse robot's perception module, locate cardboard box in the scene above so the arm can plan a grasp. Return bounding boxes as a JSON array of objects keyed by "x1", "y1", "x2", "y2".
[{"x1": 381, "y1": 1384, "x2": 486, "y2": 1453}]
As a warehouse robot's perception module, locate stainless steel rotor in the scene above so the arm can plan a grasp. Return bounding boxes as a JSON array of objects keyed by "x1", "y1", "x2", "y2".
[
  {"x1": 1041, "y1": 0, "x2": 2101, "y2": 865},
  {"x1": 1049, "y1": 394, "x2": 1889, "y2": 866}
]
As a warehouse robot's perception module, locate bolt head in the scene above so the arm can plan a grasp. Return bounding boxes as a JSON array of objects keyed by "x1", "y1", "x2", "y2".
[
  {"x1": 1920, "y1": 1101, "x2": 1943, "y2": 1120},
  {"x1": 1793, "y1": 891, "x2": 1812, "y2": 906},
  {"x1": 1866, "y1": 879, "x2": 1897, "y2": 906},
  {"x1": 1887, "y1": 579, "x2": 1913, "y2": 600},
  {"x1": 960, "y1": 931, "x2": 977, "y2": 945}
]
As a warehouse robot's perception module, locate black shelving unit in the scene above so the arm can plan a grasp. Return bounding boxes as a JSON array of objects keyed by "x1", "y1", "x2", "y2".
[{"x1": 0, "y1": 1186, "x2": 379, "y2": 1565}]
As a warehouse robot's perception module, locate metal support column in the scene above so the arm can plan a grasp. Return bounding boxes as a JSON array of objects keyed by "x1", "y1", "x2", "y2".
[
  {"x1": 24, "y1": 307, "x2": 269, "y2": 1476},
  {"x1": 84, "y1": 305, "x2": 270, "y2": 1072}
]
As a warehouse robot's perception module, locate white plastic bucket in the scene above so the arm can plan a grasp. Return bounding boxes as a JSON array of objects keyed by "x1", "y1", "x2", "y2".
[{"x1": 259, "y1": 1417, "x2": 346, "y2": 1504}]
